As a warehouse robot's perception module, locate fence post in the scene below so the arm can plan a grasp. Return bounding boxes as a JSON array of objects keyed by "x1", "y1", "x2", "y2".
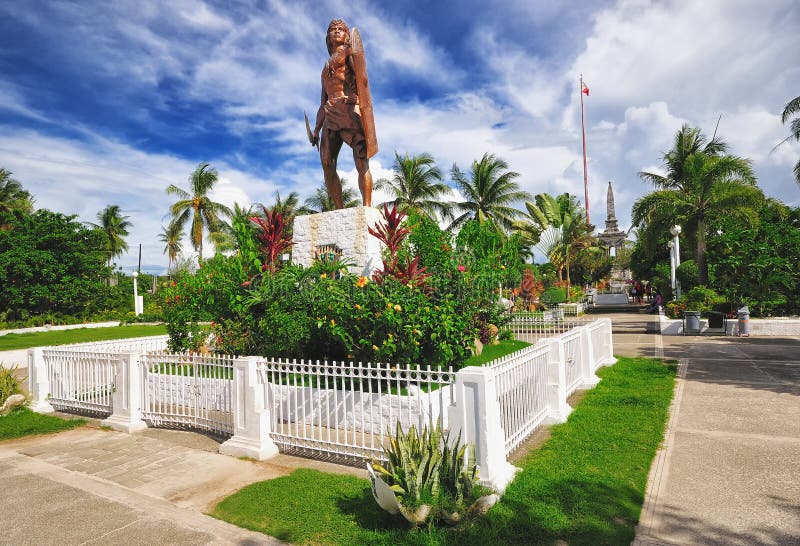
[
  {"x1": 102, "y1": 352, "x2": 148, "y2": 433},
  {"x1": 544, "y1": 337, "x2": 572, "y2": 424},
  {"x1": 579, "y1": 326, "x2": 602, "y2": 388},
  {"x1": 603, "y1": 318, "x2": 618, "y2": 366},
  {"x1": 447, "y1": 366, "x2": 518, "y2": 494},
  {"x1": 219, "y1": 356, "x2": 279, "y2": 460},
  {"x1": 27, "y1": 347, "x2": 54, "y2": 413}
]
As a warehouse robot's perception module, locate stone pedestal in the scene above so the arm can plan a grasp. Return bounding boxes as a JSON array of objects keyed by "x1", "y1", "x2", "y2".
[{"x1": 292, "y1": 206, "x2": 384, "y2": 276}]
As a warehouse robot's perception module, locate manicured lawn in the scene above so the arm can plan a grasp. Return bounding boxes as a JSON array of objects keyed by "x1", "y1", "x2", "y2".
[
  {"x1": 462, "y1": 339, "x2": 532, "y2": 367},
  {"x1": 212, "y1": 356, "x2": 676, "y2": 545},
  {"x1": 0, "y1": 408, "x2": 85, "y2": 441},
  {"x1": 0, "y1": 324, "x2": 167, "y2": 351}
]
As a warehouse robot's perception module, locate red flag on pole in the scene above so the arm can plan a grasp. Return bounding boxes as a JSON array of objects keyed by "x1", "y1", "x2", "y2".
[{"x1": 581, "y1": 81, "x2": 590, "y2": 96}]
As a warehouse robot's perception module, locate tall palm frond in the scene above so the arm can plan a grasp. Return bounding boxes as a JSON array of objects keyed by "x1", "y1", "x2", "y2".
[
  {"x1": 159, "y1": 221, "x2": 184, "y2": 270},
  {"x1": 92, "y1": 204, "x2": 132, "y2": 266},
  {"x1": 375, "y1": 151, "x2": 454, "y2": 220},
  {"x1": 634, "y1": 126, "x2": 763, "y2": 284},
  {"x1": 774, "y1": 95, "x2": 800, "y2": 185},
  {"x1": 449, "y1": 153, "x2": 531, "y2": 232},
  {"x1": 300, "y1": 178, "x2": 360, "y2": 214},
  {"x1": 166, "y1": 162, "x2": 232, "y2": 260},
  {"x1": 0, "y1": 168, "x2": 34, "y2": 215}
]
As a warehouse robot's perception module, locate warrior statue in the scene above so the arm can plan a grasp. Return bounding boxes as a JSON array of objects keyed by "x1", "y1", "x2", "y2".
[{"x1": 306, "y1": 19, "x2": 377, "y2": 208}]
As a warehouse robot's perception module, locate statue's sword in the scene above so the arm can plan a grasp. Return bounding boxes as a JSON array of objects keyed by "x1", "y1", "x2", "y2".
[{"x1": 304, "y1": 111, "x2": 318, "y2": 149}]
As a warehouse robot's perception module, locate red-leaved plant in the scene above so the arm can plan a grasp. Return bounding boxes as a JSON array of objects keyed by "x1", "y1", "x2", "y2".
[
  {"x1": 368, "y1": 203, "x2": 430, "y2": 288},
  {"x1": 250, "y1": 207, "x2": 293, "y2": 273}
]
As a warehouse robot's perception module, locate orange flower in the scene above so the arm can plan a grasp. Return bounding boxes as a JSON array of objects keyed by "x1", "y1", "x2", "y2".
[
  {"x1": 356, "y1": 276, "x2": 369, "y2": 287},
  {"x1": 354, "y1": 304, "x2": 362, "y2": 310},
  {"x1": 394, "y1": 304, "x2": 402, "y2": 312}
]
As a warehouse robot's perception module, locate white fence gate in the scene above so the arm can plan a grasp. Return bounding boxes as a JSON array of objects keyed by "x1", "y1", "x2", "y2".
[
  {"x1": 258, "y1": 358, "x2": 455, "y2": 463},
  {"x1": 43, "y1": 348, "x2": 117, "y2": 416},
  {"x1": 141, "y1": 352, "x2": 234, "y2": 437}
]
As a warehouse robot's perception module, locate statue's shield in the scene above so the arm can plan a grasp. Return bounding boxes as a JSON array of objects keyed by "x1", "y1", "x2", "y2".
[{"x1": 350, "y1": 28, "x2": 378, "y2": 158}]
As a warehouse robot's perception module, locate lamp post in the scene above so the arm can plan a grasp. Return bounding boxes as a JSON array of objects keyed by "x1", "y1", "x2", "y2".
[
  {"x1": 667, "y1": 241, "x2": 676, "y2": 297},
  {"x1": 670, "y1": 225, "x2": 682, "y2": 298},
  {"x1": 132, "y1": 271, "x2": 143, "y2": 317}
]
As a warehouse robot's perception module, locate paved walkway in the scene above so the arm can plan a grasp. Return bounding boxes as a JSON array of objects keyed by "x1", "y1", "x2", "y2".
[
  {"x1": 0, "y1": 425, "x2": 364, "y2": 545},
  {"x1": 606, "y1": 317, "x2": 800, "y2": 546}
]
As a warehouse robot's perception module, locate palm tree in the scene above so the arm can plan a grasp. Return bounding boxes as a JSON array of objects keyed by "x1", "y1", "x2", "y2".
[
  {"x1": 375, "y1": 152, "x2": 453, "y2": 220},
  {"x1": 634, "y1": 125, "x2": 762, "y2": 285},
  {"x1": 159, "y1": 221, "x2": 184, "y2": 271},
  {"x1": 530, "y1": 193, "x2": 595, "y2": 292},
  {"x1": 166, "y1": 162, "x2": 232, "y2": 260},
  {"x1": 776, "y1": 95, "x2": 800, "y2": 185},
  {"x1": 300, "y1": 178, "x2": 360, "y2": 214},
  {"x1": 450, "y1": 153, "x2": 531, "y2": 231},
  {"x1": 0, "y1": 168, "x2": 34, "y2": 215},
  {"x1": 93, "y1": 204, "x2": 132, "y2": 267}
]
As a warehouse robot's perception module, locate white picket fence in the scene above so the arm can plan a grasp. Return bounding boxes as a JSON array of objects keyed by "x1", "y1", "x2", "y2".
[
  {"x1": 258, "y1": 359, "x2": 455, "y2": 462},
  {"x1": 30, "y1": 336, "x2": 169, "y2": 416},
  {"x1": 141, "y1": 351, "x2": 234, "y2": 437},
  {"x1": 490, "y1": 343, "x2": 550, "y2": 455},
  {"x1": 28, "y1": 319, "x2": 616, "y2": 492}
]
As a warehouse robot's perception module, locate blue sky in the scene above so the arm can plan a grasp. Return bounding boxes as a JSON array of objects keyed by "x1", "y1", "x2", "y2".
[{"x1": 1, "y1": 0, "x2": 798, "y2": 274}]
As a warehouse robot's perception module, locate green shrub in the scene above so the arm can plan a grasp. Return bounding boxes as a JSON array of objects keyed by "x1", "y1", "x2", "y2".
[
  {"x1": 0, "y1": 365, "x2": 25, "y2": 406},
  {"x1": 676, "y1": 260, "x2": 699, "y2": 291},
  {"x1": 540, "y1": 287, "x2": 567, "y2": 305}
]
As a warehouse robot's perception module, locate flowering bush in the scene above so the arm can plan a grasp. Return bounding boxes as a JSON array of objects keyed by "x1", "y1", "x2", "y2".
[{"x1": 245, "y1": 267, "x2": 472, "y2": 367}]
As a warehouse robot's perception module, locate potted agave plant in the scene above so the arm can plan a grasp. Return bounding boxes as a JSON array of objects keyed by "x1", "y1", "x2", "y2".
[{"x1": 368, "y1": 421, "x2": 499, "y2": 526}]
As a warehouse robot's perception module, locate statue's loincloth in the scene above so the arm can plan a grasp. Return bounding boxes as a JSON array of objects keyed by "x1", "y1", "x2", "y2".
[{"x1": 323, "y1": 96, "x2": 367, "y2": 158}]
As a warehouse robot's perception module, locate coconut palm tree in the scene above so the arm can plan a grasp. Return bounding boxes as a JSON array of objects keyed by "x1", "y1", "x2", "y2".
[
  {"x1": 300, "y1": 178, "x2": 360, "y2": 214},
  {"x1": 166, "y1": 162, "x2": 232, "y2": 260},
  {"x1": 0, "y1": 168, "x2": 34, "y2": 215},
  {"x1": 159, "y1": 221, "x2": 184, "y2": 271},
  {"x1": 775, "y1": 95, "x2": 800, "y2": 185},
  {"x1": 375, "y1": 152, "x2": 453, "y2": 220},
  {"x1": 93, "y1": 204, "x2": 132, "y2": 267},
  {"x1": 449, "y1": 153, "x2": 531, "y2": 231},
  {"x1": 634, "y1": 126, "x2": 762, "y2": 285}
]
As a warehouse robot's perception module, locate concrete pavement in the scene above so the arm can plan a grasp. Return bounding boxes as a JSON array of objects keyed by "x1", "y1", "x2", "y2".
[
  {"x1": 606, "y1": 315, "x2": 800, "y2": 546},
  {"x1": 0, "y1": 424, "x2": 365, "y2": 545}
]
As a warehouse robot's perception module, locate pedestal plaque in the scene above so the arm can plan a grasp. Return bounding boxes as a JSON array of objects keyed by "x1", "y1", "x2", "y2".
[{"x1": 292, "y1": 206, "x2": 384, "y2": 276}]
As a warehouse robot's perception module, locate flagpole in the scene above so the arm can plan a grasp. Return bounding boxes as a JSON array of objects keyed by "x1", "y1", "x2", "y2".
[{"x1": 580, "y1": 74, "x2": 590, "y2": 224}]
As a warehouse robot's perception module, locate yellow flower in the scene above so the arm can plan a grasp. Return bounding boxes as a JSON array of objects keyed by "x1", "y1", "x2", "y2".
[
  {"x1": 354, "y1": 304, "x2": 361, "y2": 310},
  {"x1": 500, "y1": 265, "x2": 506, "y2": 270},
  {"x1": 372, "y1": 344, "x2": 379, "y2": 351},
  {"x1": 394, "y1": 304, "x2": 402, "y2": 312},
  {"x1": 330, "y1": 319, "x2": 335, "y2": 326},
  {"x1": 320, "y1": 273, "x2": 327, "y2": 279},
  {"x1": 387, "y1": 302, "x2": 393, "y2": 309},
  {"x1": 356, "y1": 276, "x2": 369, "y2": 287}
]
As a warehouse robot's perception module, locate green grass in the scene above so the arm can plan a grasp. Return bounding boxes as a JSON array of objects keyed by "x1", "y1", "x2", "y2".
[
  {"x1": 212, "y1": 356, "x2": 676, "y2": 545},
  {"x1": 462, "y1": 339, "x2": 531, "y2": 367},
  {"x1": 0, "y1": 324, "x2": 167, "y2": 351},
  {"x1": 0, "y1": 408, "x2": 86, "y2": 440}
]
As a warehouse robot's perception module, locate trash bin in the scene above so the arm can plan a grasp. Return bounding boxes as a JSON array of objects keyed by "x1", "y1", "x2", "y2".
[
  {"x1": 737, "y1": 305, "x2": 750, "y2": 337},
  {"x1": 683, "y1": 311, "x2": 701, "y2": 335}
]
